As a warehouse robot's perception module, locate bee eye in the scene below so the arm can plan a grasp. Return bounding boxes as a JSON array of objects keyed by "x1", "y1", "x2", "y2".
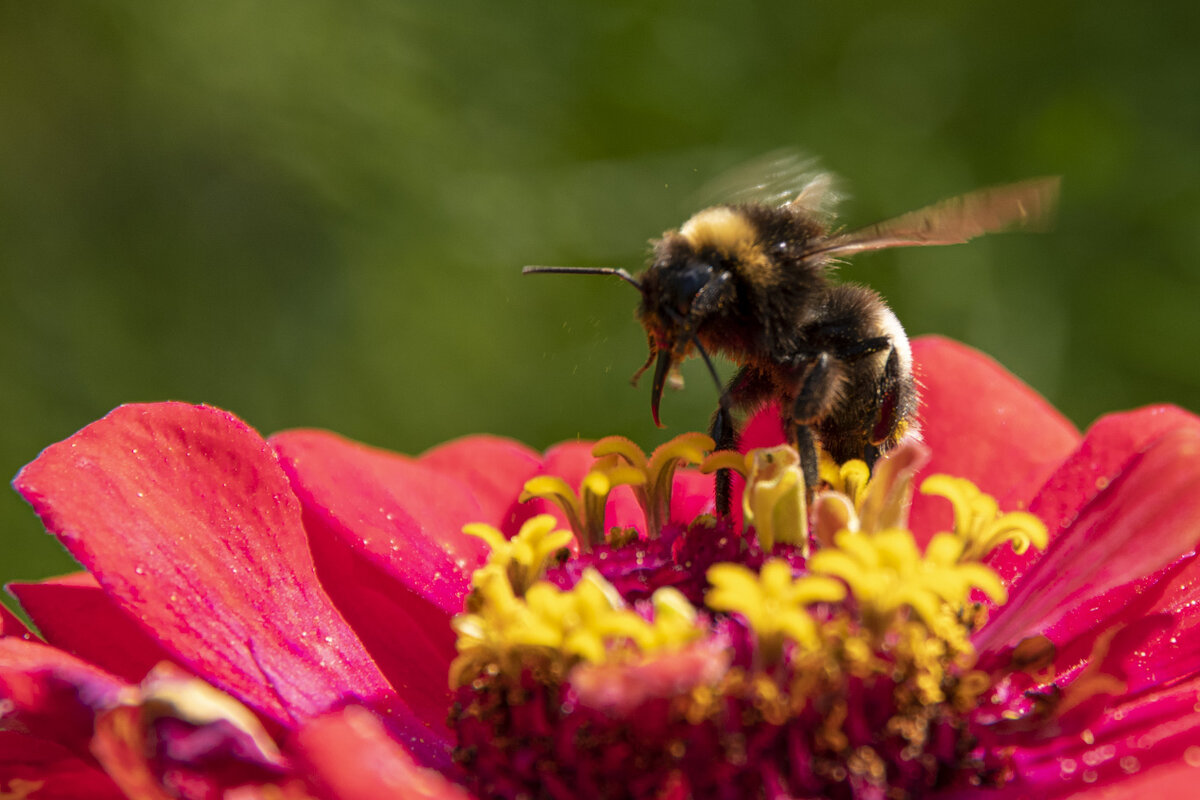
[{"x1": 666, "y1": 259, "x2": 714, "y2": 314}]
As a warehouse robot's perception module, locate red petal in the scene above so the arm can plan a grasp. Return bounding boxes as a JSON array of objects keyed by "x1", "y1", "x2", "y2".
[
  {"x1": 671, "y1": 468, "x2": 718, "y2": 524},
  {"x1": 1044, "y1": 757, "x2": 1200, "y2": 800},
  {"x1": 1116, "y1": 552, "x2": 1200, "y2": 688},
  {"x1": 0, "y1": 637, "x2": 126, "y2": 753},
  {"x1": 908, "y1": 337, "x2": 1080, "y2": 541},
  {"x1": 9, "y1": 572, "x2": 177, "y2": 684},
  {"x1": 1031, "y1": 406, "x2": 1200, "y2": 535},
  {"x1": 90, "y1": 705, "x2": 186, "y2": 800},
  {"x1": 977, "y1": 424, "x2": 1200, "y2": 654},
  {"x1": 1, "y1": 601, "x2": 35, "y2": 639},
  {"x1": 514, "y1": 440, "x2": 645, "y2": 539},
  {"x1": 418, "y1": 434, "x2": 543, "y2": 532},
  {"x1": 1010, "y1": 672, "x2": 1200, "y2": 799},
  {"x1": 0, "y1": 732, "x2": 126, "y2": 800},
  {"x1": 271, "y1": 429, "x2": 487, "y2": 609},
  {"x1": 1044, "y1": 551, "x2": 1200, "y2": 694},
  {"x1": 293, "y1": 707, "x2": 476, "y2": 800},
  {"x1": 986, "y1": 405, "x2": 1200, "y2": 592},
  {"x1": 739, "y1": 402, "x2": 786, "y2": 452},
  {"x1": 271, "y1": 430, "x2": 490, "y2": 739},
  {"x1": 13, "y1": 403, "x2": 400, "y2": 729}
]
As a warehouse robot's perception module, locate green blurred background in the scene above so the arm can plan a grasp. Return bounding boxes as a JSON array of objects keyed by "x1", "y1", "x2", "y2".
[{"x1": 3, "y1": 1, "x2": 1198, "y2": 608}]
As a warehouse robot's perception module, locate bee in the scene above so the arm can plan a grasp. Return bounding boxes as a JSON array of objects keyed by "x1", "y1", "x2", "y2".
[{"x1": 526, "y1": 160, "x2": 1059, "y2": 513}]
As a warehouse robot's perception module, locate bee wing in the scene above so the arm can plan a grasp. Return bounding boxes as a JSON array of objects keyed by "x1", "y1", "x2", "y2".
[
  {"x1": 804, "y1": 176, "x2": 1060, "y2": 258},
  {"x1": 693, "y1": 149, "x2": 845, "y2": 221}
]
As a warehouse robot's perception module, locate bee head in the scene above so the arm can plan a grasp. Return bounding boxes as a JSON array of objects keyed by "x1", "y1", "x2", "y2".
[
  {"x1": 636, "y1": 257, "x2": 715, "y2": 348},
  {"x1": 636, "y1": 212, "x2": 754, "y2": 427}
]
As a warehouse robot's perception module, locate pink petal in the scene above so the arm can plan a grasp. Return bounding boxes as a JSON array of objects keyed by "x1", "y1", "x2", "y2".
[
  {"x1": 90, "y1": 705, "x2": 192, "y2": 800},
  {"x1": 976, "y1": 424, "x2": 1200, "y2": 654},
  {"x1": 13, "y1": 403, "x2": 402, "y2": 730},
  {"x1": 418, "y1": 434, "x2": 544, "y2": 532},
  {"x1": 9, "y1": 572, "x2": 177, "y2": 684},
  {"x1": 908, "y1": 337, "x2": 1081, "y2": 541},
  {"x1": 1011, "y1": 672, "x2": 1200, "y2": 798},
  {"x1": 516, "y1": 440, "x2": 595, "y2": 534},
  {"x1": 89, "y1": 666, "x2": 298, "y2": 800},
  {"x1": 1044, "y1": 756, "x2": 1200, "y2": 800},
  {"x1": 1044, "y1": 551, "x2": 1200, "y2": 693},
  {"x1": 271, "y1": 429, "x2": 487, "y2": 609},
  {"x1": 1, "y1": 601, "x2": 35, "y2": 639},
  {"x1": 0, "y1": 732, "x2": 127, "y2": 800},
  {"x1": 270, "y1": 430, "x2": 488, "y2": 739},
  {"x1": 987, "y1": 405, "x2": 1200, "y2": 592},
  {"x1": 1031, "y1": 405, "x2": 1200, "y2": 535},
  {"x1": 1112, "y1": 553, "x2": 1200, "y2": 689},
  {"x1": 523, "y1": 440, "x2": 647, "y2": 536},
  {"x1": 739, "y1": 402, "x2": 786, "y2": 452},
  {"x1": 292, "y1": 706, "x2": 476, "y2": 800},
  {"x1": 0, "y1": 637, "x2": 126, "y2": 753},
  {"x1": 671, "y1": 468, "x2": 718, "y2": 524}
]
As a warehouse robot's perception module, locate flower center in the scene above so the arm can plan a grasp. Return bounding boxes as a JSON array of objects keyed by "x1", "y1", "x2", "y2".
[{"x1": 449, "y1": 435, "x2": 1049, "y2": 799}]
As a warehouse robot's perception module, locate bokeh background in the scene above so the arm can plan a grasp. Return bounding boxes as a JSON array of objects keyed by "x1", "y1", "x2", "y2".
[{"x1": 3, "y1": 1, "x2": 1198, "y2": 610}]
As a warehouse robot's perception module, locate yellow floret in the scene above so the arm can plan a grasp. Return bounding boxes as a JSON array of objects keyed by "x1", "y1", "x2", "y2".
[
  {"x1": 920, "y1": 475, "x2": 1048, "y2": 560},
  {"x1": 520, "y1": 461, "x2": 645, "y2": 550},
  {"x1": 594, "y1": 432, "x2": 714, "y2": 538},
  {"x1": 463, "y1": 514, "x2": 574, "y2": 595},
  {"x1": 808, "y1": 528, "x2": 1006, "y2": 642},
  {"x1": 706, "y1": 559, "x2": 846, "y2": 661}
]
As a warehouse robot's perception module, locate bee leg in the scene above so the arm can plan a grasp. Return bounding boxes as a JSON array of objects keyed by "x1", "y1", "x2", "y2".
[
  {"x1": 791, "y1": 352, "x2": 843, "y2": 424},
  {"x1": 791, "y1": 423, "x2": 820, "y2": 492},
  {"x1": 709, "y1": 402, "x2": 737, "y2": 515},
  {"x1": 789, "y1": 351, "x2": 845, "y2": 491},
  {"x1": 710, "y1": 366, "x2": 775, "y2": 516}
]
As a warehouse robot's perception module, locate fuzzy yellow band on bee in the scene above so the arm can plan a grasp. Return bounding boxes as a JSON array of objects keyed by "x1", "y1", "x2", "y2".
[{"x1": 678, "y1": 207, "x2": 772, "y2": 276}]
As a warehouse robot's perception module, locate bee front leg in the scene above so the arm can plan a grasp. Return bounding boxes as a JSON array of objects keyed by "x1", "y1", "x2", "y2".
[
  {"x1": 709, "y1": 402, "x2": 736, "y2": 515},
  {"x1": 710, "y1": 366, "x2": 774, "y2": 516}
]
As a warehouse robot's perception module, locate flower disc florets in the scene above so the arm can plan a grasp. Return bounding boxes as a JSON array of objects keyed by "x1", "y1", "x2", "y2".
[{"x1": 449, "y1": 435, "x2": 1051, "y2": 799}]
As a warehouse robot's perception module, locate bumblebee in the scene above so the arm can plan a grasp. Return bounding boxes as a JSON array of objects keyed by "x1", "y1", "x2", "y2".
[{"x1": 527, "y1": 163, "x2": 1059, "y2": 513}]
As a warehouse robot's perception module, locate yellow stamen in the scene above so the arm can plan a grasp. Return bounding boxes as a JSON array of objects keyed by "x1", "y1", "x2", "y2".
[
  {"x1": 592, "y1": 435, "x2": 649, "y2": 472},
  {"x1": 463, "y1": 514, "x2": 574, "y2": 595},
  {"x1": 521, "y1": 459, "x2": 646, "y2": 550},
  {"x1": 742, "y1": 446, "x2": 810, "y2": 554},
  {"x1": 595, "y1": 432, "x2": 714, "y2": 538},
  {"x1": 920, "y1": 475, "x2": 1049, "y2": 560},
  {"x1": 699, "y1": 449, "x2": 748, "y2": 476},
  {"x1": 450, "y1": 564, "x2": 705, "y2": 687},
  {"x1": 520, "y1": 476, "x2": 586, "y2": 540},
  {"x1": 706, "y1": 559, "x2": 845, "y2": 661},
  {"x1": 819, "y1": 454, "x2": 871, "y2": 508},
  {"x1": 808, "y1": 528, "x2": 1006, "y2": 642}
]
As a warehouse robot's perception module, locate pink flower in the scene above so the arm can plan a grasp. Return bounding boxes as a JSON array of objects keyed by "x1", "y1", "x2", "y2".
[{"x1": 3, "y1": 336, "x2": 1200, "y2": 799}]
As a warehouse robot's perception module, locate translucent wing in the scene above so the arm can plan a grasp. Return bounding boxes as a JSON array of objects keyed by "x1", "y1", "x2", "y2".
[
  {"x1": 804, "y1": 176, "x2": 1060, "y2": 259},
  {"x1": 692, "y1": 149, "x2": 845, "y2": 221}
]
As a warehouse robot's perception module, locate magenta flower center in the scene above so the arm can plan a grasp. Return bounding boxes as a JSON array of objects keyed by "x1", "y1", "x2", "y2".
[{"x1": 447, "y1": 436, "x2": 1053, "y2": 799}]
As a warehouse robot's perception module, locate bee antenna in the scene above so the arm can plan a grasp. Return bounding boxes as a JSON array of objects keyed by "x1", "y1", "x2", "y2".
[{"x1": 523, "y1": 265, "x2": 642, "y2": 291}]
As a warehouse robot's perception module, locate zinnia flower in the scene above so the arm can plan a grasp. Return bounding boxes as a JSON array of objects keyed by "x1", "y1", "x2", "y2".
[{"x1": 3, "y1": 336, "x2": 1200, "y2": 799}]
